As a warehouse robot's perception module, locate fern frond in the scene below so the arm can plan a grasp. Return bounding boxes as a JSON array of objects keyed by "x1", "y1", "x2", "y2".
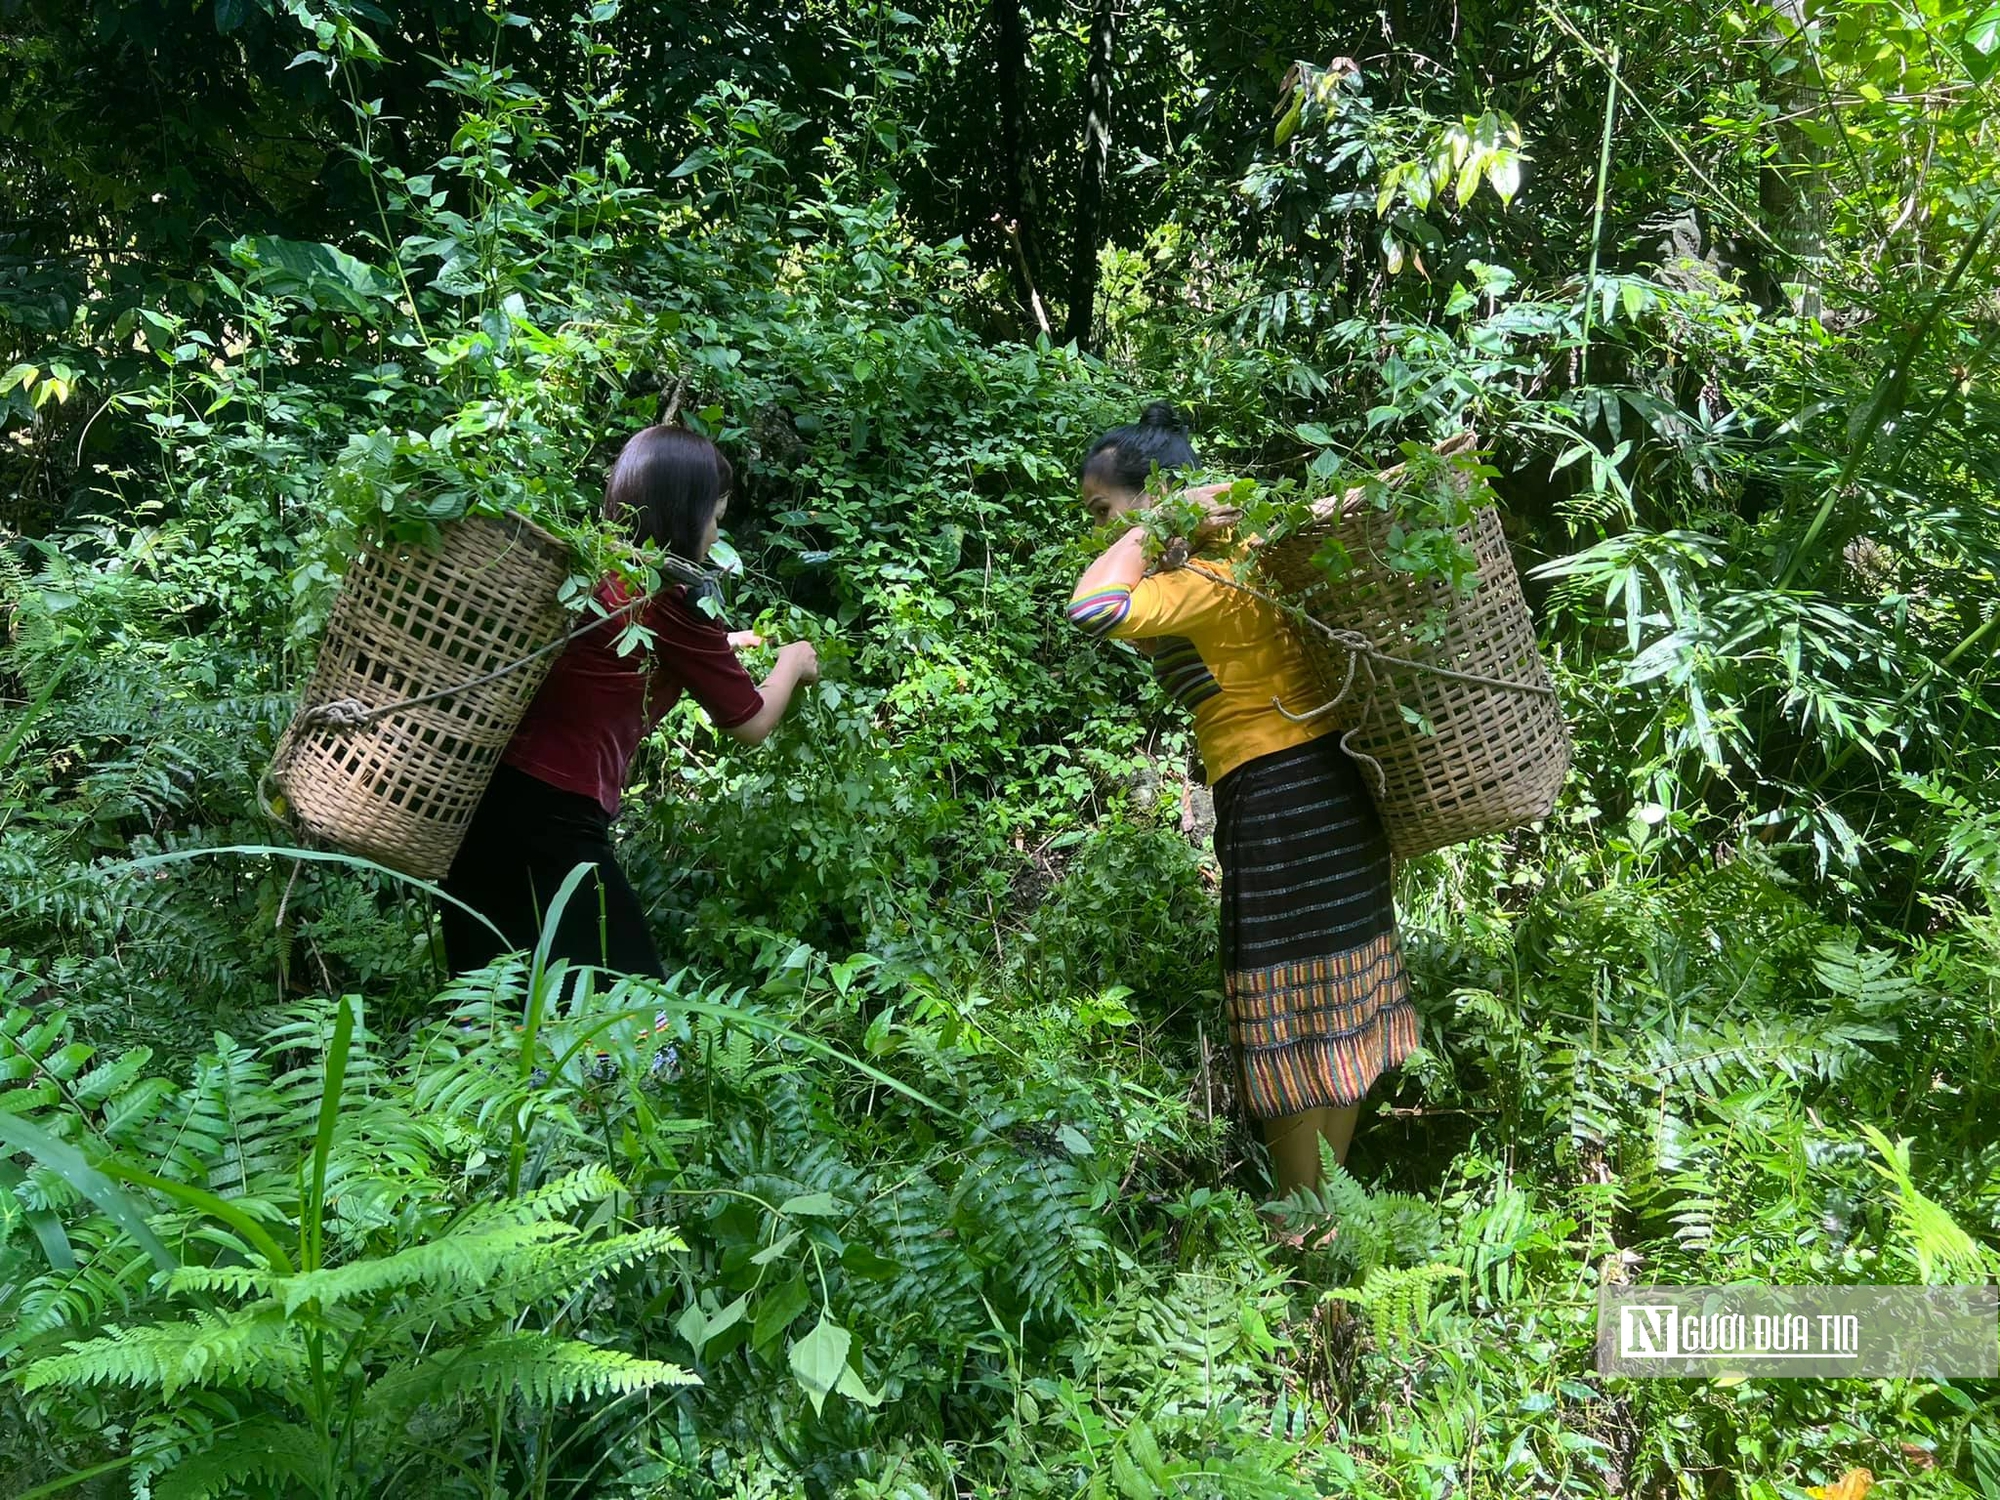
[
  {"x1": 151, "y1": 1420, "x2": 324, "y2": 1500},
  {"x1": 1453, "y1": 1184, "x2": 1533, "y2": 1305},
  {"x1": 380, "y1": 1225, "x2": 688, "y2": 1339},
  {"x1": 1859, "y1": 1123, "x2": 1998, "y2": 1283},
  {"x1": 1075, "y1": 1266, "x2": 1287, "y2": 1408},
  {"x1": 267, "y1": 995, "x2": 391, "y2": 1131},
  {"x1": 167, "y1": 1265, "x2": 274, "y2": 1298},
  {"x1": 123, "y1": 1037, "x2": 287, "y2": 1196},
  {"x1": 1902, "y1": 774, "x2": 2000, "y2": 904},
  {"x1": 1322, "y1": 1263, "x2": 1465, "y2": 1355},
  {"x1": 1276, "y1": 1157, "x2": 1441, "y2": 1279},
  {"x1": 100, "y1": 1076, "x2": 180, "y2": 1145},
  {"x1": 275, "y1": 1219, "x2": 577, "y2": 1315},
  {"x1": 21, "y1": 1305, "x2": 304, "y2": 1398},
  {"x1": 952, "y1": 1129, "x2": 1110, "y2": 1322},
  {"x1": 364, "y1": 1332, "x2": 694, "y2": 1416},
  {"x1": 453, "y1": 1164, "x2": 626, "y2": 1231},
  {"x1": 71, "y1": 1047, "x2": 156, "y2": 1110},
  {"x1": 0, "y1": 1228, "x2": 155, "y2": 1355}
]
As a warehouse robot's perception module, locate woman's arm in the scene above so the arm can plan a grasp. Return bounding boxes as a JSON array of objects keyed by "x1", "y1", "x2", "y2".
[
  {"x1": 1071, "y1": 483, "x2": 1239, "y2": 600},
  {"x1": 724, "y1": 641, "x2": 818, "y2": 745},
  {"x1": 1072, "y1": 525, "x2": 1149, "y2": 599}
]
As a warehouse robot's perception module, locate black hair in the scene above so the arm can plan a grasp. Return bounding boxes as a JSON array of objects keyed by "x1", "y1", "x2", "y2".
[
  {"x1": 1079, "y1": 401, "x2": 1199, "y2": 495},
  {"x1": 603, "y1": 425, "x2": 734, "y2": 560}
]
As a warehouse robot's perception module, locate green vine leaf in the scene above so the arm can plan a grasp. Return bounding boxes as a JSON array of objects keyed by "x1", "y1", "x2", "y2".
[{"x1": 787, "y1": 1314, "x2": 852, "y2": 1416}]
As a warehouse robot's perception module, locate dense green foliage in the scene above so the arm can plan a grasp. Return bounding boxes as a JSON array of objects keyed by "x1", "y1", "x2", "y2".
[{"x1": 2, "y1": 0, "x2": 1997, "y2": 1495}]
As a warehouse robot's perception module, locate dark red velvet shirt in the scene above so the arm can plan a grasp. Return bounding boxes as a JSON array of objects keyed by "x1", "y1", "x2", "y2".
[{"x1": 503, "y1": 578, "x2": 761, "y2": 817}]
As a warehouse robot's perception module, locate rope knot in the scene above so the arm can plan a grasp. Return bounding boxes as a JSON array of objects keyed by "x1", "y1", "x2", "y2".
[{"x1": 302, "y1": 698, "x2": 376, "y2": 731}]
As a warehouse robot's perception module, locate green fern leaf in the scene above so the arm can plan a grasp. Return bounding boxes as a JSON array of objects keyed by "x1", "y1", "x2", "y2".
[
  {"x1": 152, "y1": 1421, "x2": 324, "y2": 1500},
  {"x1": 364, "y1": 1332, "x2": 694, "y2": 1415},
  {"x1": 275, "y1": 1219, "x2": 576, "y2": 1315},
  {"x1": 22, "y1": 1305, "x2": 305, "y2": 1398}
]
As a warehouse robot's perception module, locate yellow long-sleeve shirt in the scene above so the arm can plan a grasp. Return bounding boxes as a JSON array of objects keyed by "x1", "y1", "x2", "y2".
[{"x1": 1067, "y1": 559, "x2": 1337, "y2": 784}]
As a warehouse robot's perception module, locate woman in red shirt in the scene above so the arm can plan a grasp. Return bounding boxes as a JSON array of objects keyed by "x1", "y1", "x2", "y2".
[{"x1": 439, "y1": 425, "x2": 817, "y2": 978}]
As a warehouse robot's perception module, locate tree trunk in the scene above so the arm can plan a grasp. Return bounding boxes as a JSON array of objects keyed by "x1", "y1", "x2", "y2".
[
  {"x1": 992, "y1": 0, "x2": 1046, "y2": 332},
  {"x1": 1063, "y1": 0, "x2": 1115, "y2": 350}
]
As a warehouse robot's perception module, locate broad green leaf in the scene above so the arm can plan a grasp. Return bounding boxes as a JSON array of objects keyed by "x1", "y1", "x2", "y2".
[
  {"x1": 1971, "y1": 4, "x2": 2000, "y2": 55},
  {"x1": 751, "y1": 1227, "x2": 801, "y2": 1266},
  {"x1": 229, "y1": 236, "x2": 396, "y2": 315},
  {"x1": 1273, "y1": 92, "x2": 1304, "y2": 148},
  {"x1": 752, "y1": 1273, "x2": 811, "y2": 1349},
  {"x1": 840, "y1": 1241, "x2": 900, "y2": 1280},
  {"x1": 676, "y1": 1300, "x2": 709, "y2": 1352},
  {"x1": 1110, "y1": 1447, "x2": 1154, "y2": 1500},
  {"x1": 1454, "y1": 150, "x2": 1483, "y2": 206},
  {"x1": 778, "y1": 1191, "x2": 842, "y2": 1218},
  {"x1": 1127, "y1": 1419, "x2": 1169, "y2": 1486},
  {"x1": 787, "y1": 1315, "x2": 852, "y2": 1416},
  {"x1": 704, "y1": 1293, "x2": 750, "y2": 1346},
  {"x1": 834, "y1": 1360, "x2": 882, "y2": 1408},
  {"x1": 1375, "y1": 163, "x2": 1401, "y2": 216}
]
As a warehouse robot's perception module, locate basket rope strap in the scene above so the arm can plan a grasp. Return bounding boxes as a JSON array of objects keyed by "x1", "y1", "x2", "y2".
[
  {"x1": 262, "y1": 551, "x2": 715, "y2": 819},
  {"x1": 285, "y1": 588, "x2": 652, "y2": 740},
  {"x1": 259, "y1": 590, "x2": 654, "y2": 821},
  {"x1": 1156, "y1": 551, "x2": 1558, "y2": 807},
  {"x1": 1161, "y1": 554, "x2": 1560, "y2": 699}
]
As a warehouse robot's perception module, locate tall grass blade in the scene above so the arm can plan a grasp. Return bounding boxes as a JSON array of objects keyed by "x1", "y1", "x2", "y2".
[
  {"x1": 305, "y1": 997, "x2": 356, "y2": 1274},
  {"x1": 0, "y1": 1111, "x2": 176, "y2": 1274}
]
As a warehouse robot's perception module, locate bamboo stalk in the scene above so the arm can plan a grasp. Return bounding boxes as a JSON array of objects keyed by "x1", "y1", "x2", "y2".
[
  {"x1": 1777, "y1": 192, "x2": 2000, "y2": 588},
  {"x1": 1578, "y1": 43, "x2": 1621, "y2": 385}
]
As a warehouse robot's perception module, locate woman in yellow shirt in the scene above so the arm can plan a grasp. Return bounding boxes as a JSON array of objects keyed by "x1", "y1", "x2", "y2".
[{"x1": 1066, "y1": 403, "x2": 1417, "y2": 1207}]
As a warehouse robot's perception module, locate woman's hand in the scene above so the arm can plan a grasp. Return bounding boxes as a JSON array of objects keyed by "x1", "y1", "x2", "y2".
[
  {"x1": 725, "y1": 640, "x2": 820, "y2": 745},
  {"x1": 779, "y1": 639, "x2": 820, "y2": 685},
  {"x1": 727, "y1": 630, "x2": 765, "y2": 651},
  {"x1": 1180, "y1": 482, "x2": 1242, "y2": 547}
]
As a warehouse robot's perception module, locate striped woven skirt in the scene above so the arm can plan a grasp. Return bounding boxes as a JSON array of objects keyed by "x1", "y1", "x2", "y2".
[{"x1": 1213, "y1": 734, "x2": 1417, "y2": 1119}]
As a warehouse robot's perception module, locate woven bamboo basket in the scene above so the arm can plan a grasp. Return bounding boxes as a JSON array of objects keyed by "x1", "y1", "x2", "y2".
[
  {"x1": 268, "y1": 512, "x2": 575, "y2": 880},
  {"x1": 1253, "y1": 433, "x2": 1569, "y2": 859}
]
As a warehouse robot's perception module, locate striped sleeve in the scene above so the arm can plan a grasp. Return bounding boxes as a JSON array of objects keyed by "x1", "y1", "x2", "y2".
[
  {"x1": 1150, "y1": 637, "x2": 1222, "y2": 707},
  {"x1": 1066, "y1": 584, "x2": 1134, "y2": 638}
]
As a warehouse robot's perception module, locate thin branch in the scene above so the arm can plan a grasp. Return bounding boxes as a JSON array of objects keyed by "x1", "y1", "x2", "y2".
[
  {"x1": 660, "y1": 373, "x2": 690, "y2": 427},
  {"x1": 991, "y1": 215, "x2": 1053, "y2": 338}
]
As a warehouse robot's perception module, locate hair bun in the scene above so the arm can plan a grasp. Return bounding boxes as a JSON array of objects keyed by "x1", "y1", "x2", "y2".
[{"x1": 1139, "y1": 401, "x2": 1187, "y2": 432}]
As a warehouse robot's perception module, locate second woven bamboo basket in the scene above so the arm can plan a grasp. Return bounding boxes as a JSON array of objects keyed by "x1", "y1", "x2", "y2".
[{"x1": 269, "y1": 512, "x2": 575, "y2": 880}]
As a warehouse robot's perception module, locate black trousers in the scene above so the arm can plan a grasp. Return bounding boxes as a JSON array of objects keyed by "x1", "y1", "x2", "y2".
[{"x1": 437, "y1": 763, "x2": 665, "y2": 979}]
